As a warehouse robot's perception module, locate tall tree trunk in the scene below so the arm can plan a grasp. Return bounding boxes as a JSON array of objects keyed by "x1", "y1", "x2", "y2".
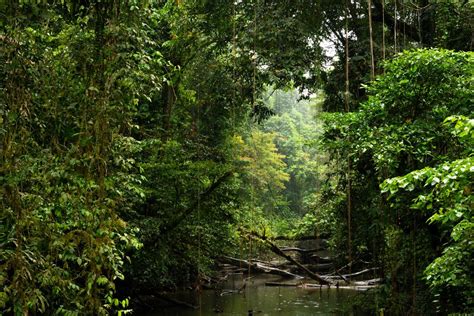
[
  {"x1": 344, "y1": 0, "x2": 353, "y2": 275},
  {"x1": 368, "y1": 0, "x2": 376, "y2": 79}
]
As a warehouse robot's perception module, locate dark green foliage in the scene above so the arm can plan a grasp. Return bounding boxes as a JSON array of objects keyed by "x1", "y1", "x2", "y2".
[
  {"x1": 261, "y1": 89, "x2": 325, "y2": 217},
  {"x1": 321, "y1": 49, "x2": 473, "y2": 314},
  {"x1": 382, "y1": 116, "x2": 474, "y2": 312},
  {"x1": 1, "y1": 1, "x2": 161, "y2": 314},
  {"x1": 1, "y1": 0, "x2": 473, "y2": 314}
]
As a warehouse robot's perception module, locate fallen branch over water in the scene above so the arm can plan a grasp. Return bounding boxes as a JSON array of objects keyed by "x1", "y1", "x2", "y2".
[
  {"x1": 309, "y1": 255, "x2": 333, "y2": 263},
  {"x1": 273, "y1": 235, "x2": 329, "y2": 241},
  {"x1": 325, "y1": 268, "x2": 380, "y2": 280},
  {"x1": 289, "y1": 263, "x2": 334, "y2": 273},
  {"x1": 353, "y1": 278, "x2": 383, "y2": 286},
  {"x1": 220, "y1": 256, "x2": 303, "y2": 279},
  {"x1": 280, "y1": 247, "x2": 325, "y2": 253},
  {"x1": 147, "y1": 171, "x2": 234, "y2": 246},
  {"x1": 265, "y1": 278, "x2": 383, "y2": 288},
  {"x1": 248, "y1": 232, "x2": 332, "y2": 285},
  {"x1": 335, "y1": 269, "x2": 350, "y2": 284}
]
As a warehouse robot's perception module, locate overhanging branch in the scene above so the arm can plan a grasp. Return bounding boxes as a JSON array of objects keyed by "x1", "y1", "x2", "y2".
[{"x1": 145, "y1": 171, "x2": 234, "y2": 246}]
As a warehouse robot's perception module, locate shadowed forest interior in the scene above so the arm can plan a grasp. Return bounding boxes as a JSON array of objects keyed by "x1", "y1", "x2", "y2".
[{"x1": 1, "y1": 1, "x2": 473, "y2": 315}]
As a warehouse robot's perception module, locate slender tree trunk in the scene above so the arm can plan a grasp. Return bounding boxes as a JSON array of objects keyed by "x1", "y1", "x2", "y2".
[
  {"x1": 344, "y1": 0, "x2": 352, "y2": 275},
  {"x1": 382, "y1": 0, "x2": 385, "y2": 64},
  {"x1": 368, "y1": 0, "x2": 375, "y2": 79}
]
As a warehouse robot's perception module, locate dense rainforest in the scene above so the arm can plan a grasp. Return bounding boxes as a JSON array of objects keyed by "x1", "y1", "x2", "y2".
[{"x1": 1, "y1": 0, "x2": 473, "y2": 315}]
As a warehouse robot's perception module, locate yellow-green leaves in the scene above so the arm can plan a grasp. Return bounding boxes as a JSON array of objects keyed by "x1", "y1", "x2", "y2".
[{"x1": 235, "y1": 130, "x2": 289, "y2": 192}]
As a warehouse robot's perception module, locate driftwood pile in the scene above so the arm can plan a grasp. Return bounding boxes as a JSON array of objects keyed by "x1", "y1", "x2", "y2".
[
  {"x1": 151, "y1": 234, "x2": 382, "y2": 310},
  {"x1": 218, "y1": 232, "x2": 382, "y2": 289}
]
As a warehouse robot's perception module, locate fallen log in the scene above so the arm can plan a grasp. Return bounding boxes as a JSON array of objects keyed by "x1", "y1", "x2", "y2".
[
  {"x1": 353, "y1": 278, "x2": 383, "y2": 286},
  {"x1": 248, "y1": 232, "x2": 332, "y2": 285},
  {"x1": 273, "y1": 235, "x2": 329, "y2": 241},
  {"x1": 342, "y1": 267, "x2": 380, "y2": 279},
  {"x1": 219, "y1": 256, "x2": 303, "y2": 279},
  {"x1": 289, "y1": 263, "x2": 334, "y2": 273},
  {"x1": 325, "y1": 268, "x2": 380, "y2": 280},
  {"x1": 335, "y1": 260, "x2": 355, "y2": 274},
  {"x1": 301, "y1": 283, "x2": 325, "y2": 288},
  {"x1": 335, "y1": 269, "x2": 350, "y2": 284},
  {"x1": 309, "y1": 255, "x2": 333, "y2": 263},
  {"x1": 280, "y1": 247, "x2": 325, "y2": 253},
  {"x1": 218, "y1": 263, "x2": 247, "y2": 274},
  {"x1": 354, "y1": 285, "x2": 378, "y2": 291}
]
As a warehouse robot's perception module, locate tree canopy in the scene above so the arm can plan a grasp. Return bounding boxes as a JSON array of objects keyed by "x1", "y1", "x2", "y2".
[{"x1": 1, "y1": 0, "x2": 473, "y2": 315}]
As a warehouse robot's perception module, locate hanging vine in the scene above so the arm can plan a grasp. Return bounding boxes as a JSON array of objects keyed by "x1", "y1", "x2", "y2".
[
  {"x1": 368, "y1": 0, "x2": 376, "y2": 79},
  {"x1": 344, "y1": 0, "x2": 352, "y2": 274}
]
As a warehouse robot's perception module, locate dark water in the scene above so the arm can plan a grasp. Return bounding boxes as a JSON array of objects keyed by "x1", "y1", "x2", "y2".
[{"x1": 148, "y1": 274, "x2": 365, "y2": 316}]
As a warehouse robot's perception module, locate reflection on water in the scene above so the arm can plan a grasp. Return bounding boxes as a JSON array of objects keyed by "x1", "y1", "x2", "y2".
[{"x1": 149, "y1": 274, "x2": 364, "y2": 316}]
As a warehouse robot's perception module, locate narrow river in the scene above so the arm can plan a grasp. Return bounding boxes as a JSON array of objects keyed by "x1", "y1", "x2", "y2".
[{"x1": 147, "y1": 274, "x2": 371, "y2": 315}]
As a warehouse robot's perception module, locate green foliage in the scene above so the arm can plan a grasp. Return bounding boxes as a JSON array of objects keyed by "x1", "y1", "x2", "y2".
[
  {"x1": 124, "y1": 136, "x2": 237, "y2": 290},
  {"x1": 227, "y1": 129, "x2": 290, "y2": 236},
  {"x1": 236, "y1": 130, "x2": 289, "y2": 192},
  {"x1": 431, "y1": 0, "x2": 474, "y2": 50},
  {"x1": 1, "y1": 0, "x2": 472, "y2": 314},
  {"x1": 262, "y1": 89, "x2": 326, "y2": 215},
  {"x1": 381, "y1": 116, "x2": 474, "y2": 311},
  {"x1": 321, "y1": 49, "x2": 473, "y2": 313},
  {"x1": 0, "y1": 1, "x2": 162, "y2": 313}
]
